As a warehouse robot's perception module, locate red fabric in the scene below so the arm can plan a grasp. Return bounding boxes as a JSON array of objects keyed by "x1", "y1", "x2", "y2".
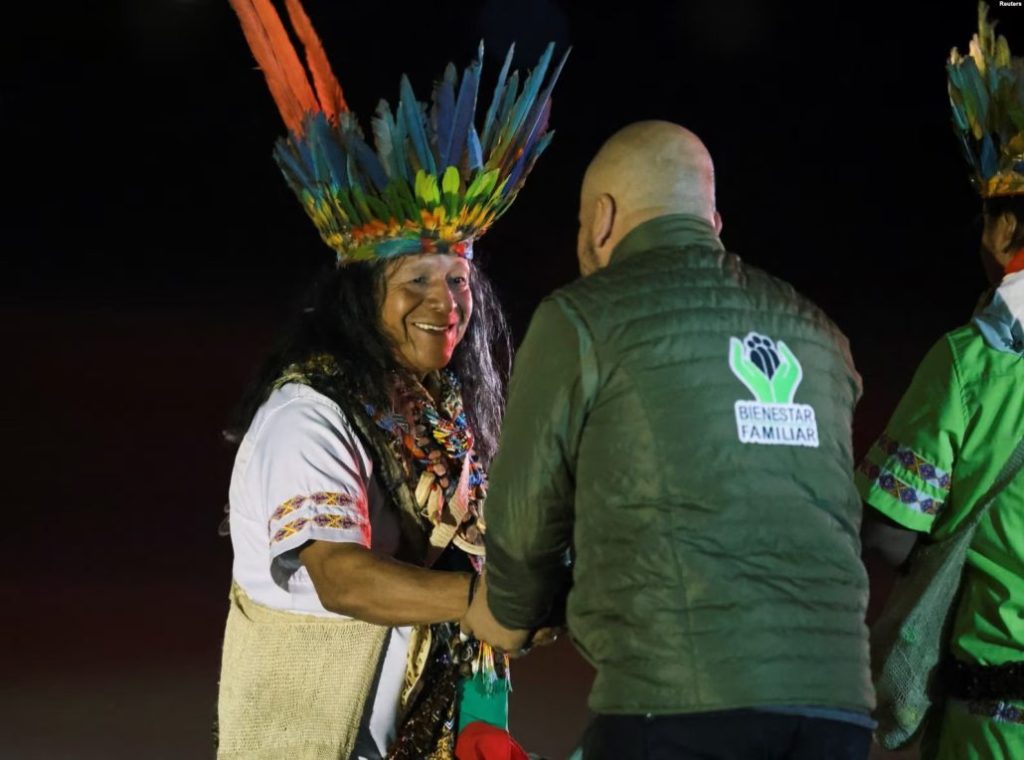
[
  {"x1": 454, "y1": 721, "x2": 530, "y2": 760},
  {"x1": 1005, "y1": 248, "x2": 1024, "y2": 276}
]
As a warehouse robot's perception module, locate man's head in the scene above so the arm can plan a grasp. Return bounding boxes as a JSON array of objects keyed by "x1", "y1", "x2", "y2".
[
  {"x1": 576, "y1": 120, "x2": 722, "y2": 276},
  {"x1": 981, "y1": 195, "x2": 1024, "y2": 280}
]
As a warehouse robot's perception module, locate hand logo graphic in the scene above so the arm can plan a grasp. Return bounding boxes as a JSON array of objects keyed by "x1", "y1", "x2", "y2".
[{"x1": 728, "y1": 332, "x2": 803, "y2": 403}]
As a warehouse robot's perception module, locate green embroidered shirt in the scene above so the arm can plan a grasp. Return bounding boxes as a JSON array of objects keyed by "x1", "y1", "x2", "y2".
[{"x1": 857, "y1": 323, "x2": 1024, "y2": 666}]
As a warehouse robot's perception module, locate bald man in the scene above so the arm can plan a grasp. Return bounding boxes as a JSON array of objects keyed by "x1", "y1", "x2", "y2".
[{"x1": 464, "y1": 122, "x2": 874, "y2": 759}]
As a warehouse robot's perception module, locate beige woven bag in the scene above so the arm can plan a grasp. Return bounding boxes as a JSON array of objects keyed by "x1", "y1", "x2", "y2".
[{"x1": 217, "y1": 583, "x2": 389, "y2": 759}]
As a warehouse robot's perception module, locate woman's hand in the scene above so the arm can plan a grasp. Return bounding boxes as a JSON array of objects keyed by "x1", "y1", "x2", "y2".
[{"x1": 460, "y1": 572, "x2": 532, "y2": 653}]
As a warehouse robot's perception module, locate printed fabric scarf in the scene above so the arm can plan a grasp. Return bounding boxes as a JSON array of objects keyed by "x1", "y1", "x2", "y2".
[{"x1": 365, "y1": 367, "x2": 488, "y2": 561}]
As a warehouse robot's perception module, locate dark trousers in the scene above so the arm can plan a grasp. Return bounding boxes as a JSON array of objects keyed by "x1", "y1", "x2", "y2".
[{"x1": 581, "y1": 710, "x2": 871, "y2": 760}]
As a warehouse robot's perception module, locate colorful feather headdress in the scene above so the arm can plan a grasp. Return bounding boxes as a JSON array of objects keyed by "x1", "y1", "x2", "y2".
[
  {"x1": 229, "y1": 0, "x2": 567, "y2": 263},
  {"x1": 948, "y1": 2, "x2": 1024, "y2": 198}
]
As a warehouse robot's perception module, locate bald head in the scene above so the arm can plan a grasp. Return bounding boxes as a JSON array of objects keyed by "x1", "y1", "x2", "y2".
[
  {"x1": 576, "y1": 121, "x2": 721, "y2": 275},
  {"x1": 586, "y1": 121, "x2": 717, "y2": 223}
]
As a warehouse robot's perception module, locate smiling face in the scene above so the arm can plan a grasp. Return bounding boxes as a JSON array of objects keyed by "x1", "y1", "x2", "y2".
[{"x1": 379, "y1": 254, "x2": 473, "y2": 379}]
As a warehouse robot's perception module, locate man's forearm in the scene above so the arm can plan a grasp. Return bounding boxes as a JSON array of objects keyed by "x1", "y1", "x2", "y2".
[{"x1": 484, "y1": 543, "x2": 566, "y2": 630}]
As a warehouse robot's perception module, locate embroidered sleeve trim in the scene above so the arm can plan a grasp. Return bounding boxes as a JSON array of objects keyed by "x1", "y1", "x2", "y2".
[
  {"x1": 874, "y1": 433, "x2": 951, "y2": 494},
  {"x1": 951, "y1": 698, "x2": 1024, "y2": 724},
  {"x1": 270, "y1": 491, "x2": 355, "y2": 523},
  {"x1": 856, "y1": 459, "x2": 945, "y2": 516},
  {"x1": 268, "y1": 492, "x2": 370, "y2": 547}
]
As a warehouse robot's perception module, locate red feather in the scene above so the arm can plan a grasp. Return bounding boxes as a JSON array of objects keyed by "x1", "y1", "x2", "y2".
[
  {"x1": 228, "y1": 0, "x2": 318, "y2": 134},
  {"x1": 283, "y1": 0, "x2": 348, "y2": 119}
]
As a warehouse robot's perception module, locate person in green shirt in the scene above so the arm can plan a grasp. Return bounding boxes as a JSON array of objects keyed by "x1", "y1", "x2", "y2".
[{"x1": 859, "y1": 5, "x2": 1024, "y2": 758}]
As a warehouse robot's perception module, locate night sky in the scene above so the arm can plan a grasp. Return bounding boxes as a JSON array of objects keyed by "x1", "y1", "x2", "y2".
[{"x1": 4, "y1": 1, "x2": 1017, "y2": 757}]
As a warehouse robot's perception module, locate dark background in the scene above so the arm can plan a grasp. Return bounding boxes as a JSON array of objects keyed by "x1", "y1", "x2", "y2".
[{"x1": 3, "y1": 0, "x2": 1015, "y2": 757}]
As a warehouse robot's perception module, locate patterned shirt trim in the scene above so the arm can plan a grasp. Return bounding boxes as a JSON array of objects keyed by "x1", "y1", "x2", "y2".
[
  {"x1": 269, "y1": 491, "x2": 354, "y2": 523},
  {"x1": 268, "y1": 492, "x2": 368, "y2": 546},
  {"x1": 875, "y1": 433, "x2": 951, "y2": 493},
  {"x1": 951, "y1": 698, "x2": 1024, "y2": 724},
  {"x1": 272, "y1": 517, "x2": 310, "y2": 544},
  {"x1": 857, "y1": 459, "x2": 944, "y2": 516}
]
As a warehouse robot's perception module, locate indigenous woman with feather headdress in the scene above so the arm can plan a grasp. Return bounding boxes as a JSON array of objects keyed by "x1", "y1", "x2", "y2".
[{"x1": 216, "y1": 1, "x2": 565, "y2": 757}]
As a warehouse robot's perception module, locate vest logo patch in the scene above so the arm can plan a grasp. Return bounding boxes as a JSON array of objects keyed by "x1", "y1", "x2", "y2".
[{"x1": 728, "y1": 332, "x2": 819, "y2": 447}]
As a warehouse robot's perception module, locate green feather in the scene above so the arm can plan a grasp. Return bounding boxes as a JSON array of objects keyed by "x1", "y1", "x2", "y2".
[
  {"x1": 442, "y1": 166, "x2": 460, "y2": 217},
  {"x1": 334, "y1": 189, "x2": 360, "y2": 226},
  {"x1": 442, "y1": 165, "x2": 460, "y2": 195},
  {"x1": 465, "y1": 168, "x2": 499, "y2": 205},
  {"x1": 350, "y1": 184, "x2": 373, "y2": 221},
  {"x1": 365, "y1": 194, "x2": 391, "y2": 221},
  {"x1": 415, "y1": 170, "x2": 441, "y2": 207}
]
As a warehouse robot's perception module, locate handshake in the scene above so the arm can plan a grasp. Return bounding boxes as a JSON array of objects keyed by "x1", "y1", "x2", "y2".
[{"x1": 460, "y1": 571, "x2": 564, "y2": 656}]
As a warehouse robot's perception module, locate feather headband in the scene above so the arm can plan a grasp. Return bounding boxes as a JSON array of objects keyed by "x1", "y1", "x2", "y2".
[
  {"x1": 949, "y1": 2, "x2": 1024, "y2": 198},
  {"x1": 230, "y1": 0, "x2": 567, "y2": 263}
]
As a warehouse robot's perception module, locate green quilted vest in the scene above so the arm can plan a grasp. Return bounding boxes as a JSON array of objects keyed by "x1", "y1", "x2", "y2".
[{"x1": 557, "y1": 215, "x2": 873, "y2": 714}]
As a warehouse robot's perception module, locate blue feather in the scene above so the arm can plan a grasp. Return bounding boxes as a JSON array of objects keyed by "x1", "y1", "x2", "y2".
[
  {"x1": 503, "y1": 129, "x2": 554, "y2": 200},
  {"x1": 347, "y1": 133, "x2": 390, "y2": 192},
  {"x1": 443, "y1": 56, "x2": 481, "y2": 170},
  {"x1": 400, "y1": 74, "x2": 437, "y2": 176},
  {"x1": 307, "y1": 114, "x2": 349, "y2": 190},
  {"x1": 466, "y1": 125, "x2": 484, "y2": 171},
  {"x1": 433, "y1": 63, "x2": 457, "y2": 169},
  {"x1": 511, "y1": 48, "x2": 568, "y2": 163},
  {"x1": 375, "y1": 237, "x2": 423, "y2": 258},
  {"x1": 526, "y1": 130, "x2": 554, "y2": 166},
  {"x1": 981, "y1": 132, "x2": 999, "y2": 178},
  {"x1": 273, "y1": 141, "x2": 312, "y2": 196},
  {"x1": 304, "y1": 118, "x2": 330, "y2": 185},
  {"x1": 963, "y1": 58, "x2": 990, "y2": 126},
  {"x1": 392, "y1": 109, "x2": 410, "y2": 183},
  {"x1": 324, "y1": 132, "x2": 351, "y2": 192},
  {"x1": 346, "y1": 152, "x2": 363, "y2": 197},
  {"x1": 481, "y1": 44, "x2": 515, "y2": 152},
  {"x1": 294, "y1": 136, "x2": 314, "y2": 176},
  {"x1": 518, "y1": 98, "x2": 552, "y2": 163},
  {"x1": 503, "y1": 157, "x2": 527, "y2": 196},
  {"x1": 949, "y1": 99, "x2": 969, "y2": 132},
  {"x1": 946, "y1": 62, "x2": 963, "y2": 90},
  {"x1": 497, "y1": 43, "x2": 554, "y2": 154},
  {"x1": 484, "y1": 70, "x2": 520, "y2": 167}
]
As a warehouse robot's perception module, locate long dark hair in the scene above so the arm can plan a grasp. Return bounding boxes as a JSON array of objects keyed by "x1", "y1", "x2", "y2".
[{"x1": 232, "y1": 257, "x2": 512, "y2": 465}]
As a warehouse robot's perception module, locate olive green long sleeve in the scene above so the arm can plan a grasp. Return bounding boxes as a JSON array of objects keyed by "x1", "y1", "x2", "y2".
[{"x1": 483, "y1": 295, "x2": 596, "y2": 629}]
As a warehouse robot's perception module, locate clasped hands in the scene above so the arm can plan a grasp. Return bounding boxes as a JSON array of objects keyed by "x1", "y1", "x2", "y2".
[{"x1": 460, "y1": 571, "x2": 561, "y2": 656}]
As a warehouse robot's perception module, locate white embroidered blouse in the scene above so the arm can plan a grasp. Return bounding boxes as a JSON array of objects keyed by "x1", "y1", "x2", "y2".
[{"x1": 228, "y1": 382, "x2": 411, "y2": 759}]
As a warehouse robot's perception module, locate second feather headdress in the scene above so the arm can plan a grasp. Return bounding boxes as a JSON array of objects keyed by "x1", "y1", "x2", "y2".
[{"x1": 948, "y1": 2, "x2": 1024, "y2": 198}]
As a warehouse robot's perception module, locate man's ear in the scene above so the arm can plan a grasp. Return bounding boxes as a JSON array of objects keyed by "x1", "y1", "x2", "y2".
[
  {"x1": 713, "y1": 210, "x2": 723, "y2": 235},
  {"x1": 593, "y1": 193, "x2": 616, "y2": 249}
]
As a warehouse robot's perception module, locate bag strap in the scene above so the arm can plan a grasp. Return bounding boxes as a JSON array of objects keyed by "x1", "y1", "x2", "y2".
[{"x1": 957, "y1": 435, "x2": 1024, "y2": 537}]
